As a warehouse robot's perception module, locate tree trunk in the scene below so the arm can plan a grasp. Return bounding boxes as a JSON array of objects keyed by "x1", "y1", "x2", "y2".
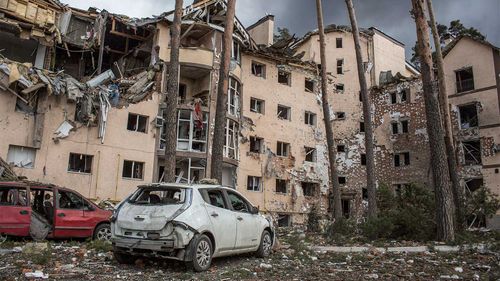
[
  {"x1": 163, "y1": 0, "x2": 183, "y2": 183},
  {"x1": 345, "y1": 0, "x2": 377, "y2": 217},
  {"x1": 426, "y1": 0, "x2": 464, "y2": 230},
  {"x1": 411, "y1": 0, "x2": 456, "y2": 241},
  {"x1": 315, "y1": 0, "x2": 342, "y2": 220},
  {"x1": 210, "y1": 0, "x2": 236, "y2": 183}
]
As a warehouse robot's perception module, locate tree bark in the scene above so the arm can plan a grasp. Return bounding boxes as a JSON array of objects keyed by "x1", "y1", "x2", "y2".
[
  {"x1": 426, "y1": 0, "x2": 464, "y2": 230},
  {"x1": 163, "y1": 0, "x2": 183, "y2": 183},
  {"x1": 411, "y1": 0, "x2": 456, "y2": 241},
  {"x1": 345, "y1": 0, "x2": 377, "y2": 217},
  {"x1": 210, "y1": 0, "x2": 236, "y2": 183},
  {"x1": 316, "y1": 0, "x2": 342, "y2": 220}
]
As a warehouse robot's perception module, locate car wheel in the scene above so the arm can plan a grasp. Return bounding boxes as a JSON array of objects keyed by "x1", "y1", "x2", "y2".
[
  {"x1": 256, "y1": 230, "x2": 272, "y2": 258},
  {"x1": 187, "y1": 234, "x2": 213, "y2": 272},
  {"x1": 93, "y1": 223, "x2": 111, "y2": 241},
  {"x1": 113, "y1": 251, "x2": 137, "y2": 265}
]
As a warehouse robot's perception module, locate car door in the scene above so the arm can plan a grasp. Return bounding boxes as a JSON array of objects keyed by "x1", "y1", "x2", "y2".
[
  {"x1": 201, "y1": 188, "x2": 237, "y2": 253},
  {"x1": 0, "y1": 185, "x2": 31, "y2": 236},
  {"x1": 54, "y1": 189, "x2": 94, "y2": 238},
  {"x1": 225, "y1": 190, "x2": 260, "y2": 250}
]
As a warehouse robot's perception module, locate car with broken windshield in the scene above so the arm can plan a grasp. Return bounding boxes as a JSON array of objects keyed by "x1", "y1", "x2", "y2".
[
  {"x1": 0, "y1": 181, "x2": 112, "y2": 242},
  {"x1": 111, "y1": 183, "x2": 274, "y2": 271}
]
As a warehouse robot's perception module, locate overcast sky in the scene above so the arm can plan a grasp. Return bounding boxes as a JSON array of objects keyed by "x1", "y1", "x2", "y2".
[{"x1": 61, "y1": 0, "x2": 500, "y2": 58}]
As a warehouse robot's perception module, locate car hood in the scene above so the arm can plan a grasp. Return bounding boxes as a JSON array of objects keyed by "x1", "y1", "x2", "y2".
[{"x1": 116, "y1": 203, "x2": 182, "y2": 231}]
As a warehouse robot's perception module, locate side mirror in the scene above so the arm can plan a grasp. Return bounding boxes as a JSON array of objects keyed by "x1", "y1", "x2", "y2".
[{"x1": 250, "y1": 206, "x2": 259, "y2": 214}]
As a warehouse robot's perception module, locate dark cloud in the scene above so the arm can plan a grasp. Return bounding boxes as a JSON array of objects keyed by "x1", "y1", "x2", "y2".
[{"x1": 62, "y1": 0, "x2": 500, "y2": 58}]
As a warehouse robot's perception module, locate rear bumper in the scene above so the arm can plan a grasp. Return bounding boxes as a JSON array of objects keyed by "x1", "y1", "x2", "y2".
[{"x1": 112, "y1": 237, "x2": 187, "y2": 261}]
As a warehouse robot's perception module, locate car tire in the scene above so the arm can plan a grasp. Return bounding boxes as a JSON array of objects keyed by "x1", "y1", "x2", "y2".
[
  {"x1": 93, "y1": 223, "x2": 112, "y2": 241},
  {"x1": 256, "y1": 230, "x2": 272, "y2": 258},
  {"x1": 187, "y1": 234, "x2": 213, "y2": 272},
  {"x1": 113, "y1": 251, "x2": 137, "y2": 264}
]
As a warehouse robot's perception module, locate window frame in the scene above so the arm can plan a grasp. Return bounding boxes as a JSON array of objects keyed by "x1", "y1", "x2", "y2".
[
  {"x1": 305, "y1": 146, "x2": 317, "y2": 162},
  {"x1": 7, "y1": 145, "x2": 36, "y2": 169},
  {"x1": 277, "y1": 141, "x2": 290, "y2": 157},
  {"x1": 127, "y1": 113, "x2": 149, "y2": 133},
  {"x1": 305, "y1": 78, "x2": 315, "y2": 92},
  {"x1": 278, "y1": 70, "x2": 291, "y2": 86},
  {"x1": 277, "y1": 104, "x2": 291, "y2": 121},
  {"x1": 122, "y1": 160, "x2": 145, "y2": 180},
  {"x1": 275, "y1": 179, "x2": 288, "y2": 194},
  {"x1": 304, "y1": 111, "x2": 316, "y2": 126},
  {"x1": 336, "y1": 38, "x2": 343, "y2": 48},
  {"x1": 249, "y1": 136, "x2": 264, "y2": 154},
  {"x1": 67, "y1": 153, "x2": 93, "y2": 174},
  {"x1": 250, "y1": 97, "x2": 265, "y2": 114},
  {"x1": 246, "y1": 176, "x2": 262, "y2": 192},
  {"x1": 336, "y1": 59, "x2": 344, "y2": 75},
  {"x1": 251, "y1": 61, "x2": 266, "y2": 78}
]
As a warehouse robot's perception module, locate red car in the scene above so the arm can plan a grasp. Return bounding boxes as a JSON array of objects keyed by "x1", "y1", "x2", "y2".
[{"x1": 0, "y1": 181, "x2": 112, "y2": 241}]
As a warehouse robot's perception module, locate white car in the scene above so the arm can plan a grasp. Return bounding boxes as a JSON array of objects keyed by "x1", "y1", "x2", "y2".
[{"x1": 110, "y1": 183, "x2": 274, "y2": 271}]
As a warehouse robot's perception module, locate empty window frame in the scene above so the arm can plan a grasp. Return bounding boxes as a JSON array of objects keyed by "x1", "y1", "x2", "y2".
[
  {"x1": 224, "y1": 119, "x2": 239, "y2": 160},
  {"x1": 361, "y1": 153, "x2": 366, "y2": 165},
  {"x1": 228, "y1": 78, "x2": 241, "y2": 116},
  {"x1": 127, "y1": 113, "x2": 148, "y2": 133},
  {"x1": 305, "y1": 79, "x2": 315, "y2": 92},
  {"x1": 68, "y1": 153, "x2": 93, "y2": 173},
  {"x1": 251, "y1": 61, "x2": 266, "y2": 78},
  {"x1": 335, "y1": 112, "x2": 346, "y2": 120},
  {"x1": 455, "y1": 67, "x2": 474, "y2": 93},
  {"x1": 278, "y1": 70, "x2": 291, "y2": 86},
  {"x1": 122, "y1": 160, "x2": 144, "y2": 180},
  {"x1": 458, "y1": 103, "x2": 478, "y2": 129},
  {"x1": 362, "y1": 187, "x2": 368, "y2": 200},
  {"x1": 231, "y1": 41, "x2": 241, "y2": 63},
  {"x1": 394, "y1": 152, "x2": 410, "y2": 167},
  {"x1": 390, "y1": 89, "x2": 409, "y2": 104},
  {"x1": 337, "y1": 59, "x2": 344, "y2": 74},
  {"x1": 341, "y1": 199, "x2": 350, "y2": 218},
  {"x1": 250, "y1": 97, "x2": 264, "y2": 114},
  {"x1": 277, "y1": 141, "x2": 290, "y2": 157},
  {"x1": 277, "y1": 105, "x2": 291, "y2": 120},
  {"x1": 391, "y1": 120, "x2": 409, "y2": 134},
  {"x1": 250, "y1": 136, "x2": 264, "y2": 153},
  {"x1": 177, "y1": 83, "x2": 187, "y2": 104},
  {"x1": 335, "y1": 83, "x2": 345, "y2": 92},
  {"x1": 338, "y1": 176, "x2": 346, "y2": 185},
  {"x1": 336, "y1": 38, "x2": 343, "y2": 48},
  {"x1": 7, "y1": 145, "x2": 36, "y2": 168},
  {"x1": 359, "y1": 121, "x2": 365, "y2": 133},
  {"x1": 305, "y1": 146, "x2": 317, "y2": 162},
  {"x1": 176, "y1": 109, "x2": 208, "y2": 152},
  {"x1": 276, "y1": 179, "x2": 288, "y2": 194},
  {"x1": 247, "y1": 176, "x2": 261, "y2": 191},
  {"x1": 304, "y1": 111, "x2": 316, "y2": 125},
  {"x1": 337, "y1": 145, "x2": 346, "y2": 153},
  {"x1": 302, "y1": 182, "x2": 318, "y2": 197},
  {"x1": 277, "y1": 214, "x2": 291, "y2": 227},
  {"x1": 462, "y1": 140, "x2": 481, "y2": 165}
]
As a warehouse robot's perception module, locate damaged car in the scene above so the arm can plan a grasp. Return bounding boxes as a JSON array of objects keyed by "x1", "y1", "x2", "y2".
[
  {"x1": 0, "y1": 181, "x2": 112, "y2": 242},
  {"x1": 111, "y1": 183, "x2": 274, "y2": 271}
]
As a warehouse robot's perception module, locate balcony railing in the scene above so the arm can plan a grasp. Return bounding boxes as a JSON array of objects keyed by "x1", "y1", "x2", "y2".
[{"x1": 456, "y1": 78, "x2": 474, "y2": 93}]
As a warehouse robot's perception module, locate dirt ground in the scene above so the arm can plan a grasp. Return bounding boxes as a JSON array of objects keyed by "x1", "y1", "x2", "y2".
[{"x1": 0, "y1": 229, "x2": 498, "y2": 280}]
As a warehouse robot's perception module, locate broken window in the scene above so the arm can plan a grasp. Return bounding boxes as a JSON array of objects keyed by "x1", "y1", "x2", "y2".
[
  {"x1": 177, "y1": 84, "x2": 187, "y2": 104},
  {"x1": 15, "y1": 97, "x2": 35, "y2": 114},
  {"x1": 337, "y1": 145, "x2": 346, "y2": 153},
  {"x1": 276, "y1": 179, "x2": 288, "y2": 194},
  {"x1": 7, "y1": 145, "x2": 36, "y2": 169},
  {"x1": 359, "y1": 121, "x2": 365, "y2": 133},
  {"x1": 305, "y1": 111, "x2": 316, "y2": 125},
  {"x1": 458, "y1": 103, "x2": 478, "y2": 129},
  {"x1": 341, "y1": 199, "x2": 350, "y2": 218},
  {"x1": 302, "y1": 182, "x2": 318, "y2": 197},
  {"x1": 277, "y1": 141, "x2": 290, "y2": 157},
  {"x1": 336, "y1": 38, "x2": 343, "y2": 48},
  {"x1": 127, "y1": 113, "x2": 148, "y2": 133},
  {"x1": 68, "y1": 153, "x2": 93, "y2": 173},
  {"x1": 0, "y1": 186, "x2": 27, "y2": 206},
  {"x1": 337, "y1": 59, "x2": 344, "y2": 74},
  {"x1": 176, "y1": 109, "x2": 208, "y2": 153},
  {"x1": 462, "y1": 140, "x2": 481, "y2": 165},
  {"x1": 122, "y1": 160, "x2": 144, "y2": 180},
  {"x1": 392, "y1": 120, "x2": 409, "y2": 134},
  {"x1": 228, "y1": 78, "x2": 241, "y2": 117},
  {"x1": 394, "y1": 152, "x2": 410, "y2": 167},
  {"x1": 250, "y1": 136, "x2": 263, "y2": 153},
  {"x1": 335, "y1": 83, "x2": 345, "y2": 92},
  {"x1": 277, "y1": 214, "x2": 291, "y2": 227},
  {"x1": 336, "y1": 112, "x2": 346, "y2": 120},
  {"x1": 224, "y1": 119, "x2": 239, "y2": 160},
  {"x1": 231, "y1": 41, "x2": 241, "y2": 63},
  {"x1": 278, "y1": 70, "x2": 291, "y2": 86},
  {"x1": 247, "y1": 176, "x2": 262, "y2": 192},
  {"x1": 305, "y1": 147, "x2": 317, "y2": 162},
  {"x1": 390, "y1": 92, "x2": 397, "y2": 104},
  {"x1": 402, "y1": 120, "x2": 409, "y2": 133},
  {"x1": 338, "y1": 176, "x2": 346, "y2": 185},
  {"x1": 204, "y1": 190, "x2": 226, "y2": 208},
  {"x1": 173, "y1": 158, "x2": 206, "y2": 184},
  {"x1": 305, "y1": 79, "x2": 315, "y2": 92},
  {"x1": 361, "y1": 154, "x2": 366, "y2": 165},
  {"x1": 58, "y1": 190, "x2": 85, "y2": 210},
  {"x1": 455, "y1": 67, "x2": 474, "y2": 93},
  {"x1": 390, "y1": 89, "x2": 409, "y2": 104},
  {"x1": 251, "y1": 61, "x2": 266, "y2": 78},
  {"x1": 250, "y1": 98, "x2": 264, "y2": 114},
  {"x1": 464, "y1": 178, "x2": 483, "y2": 194},
  {"x1": 362, "y1": 188, "x2": 368, "y2": 200},
  {"x1": 277, "y1": 105, "x2": 291, "y2": 120}
]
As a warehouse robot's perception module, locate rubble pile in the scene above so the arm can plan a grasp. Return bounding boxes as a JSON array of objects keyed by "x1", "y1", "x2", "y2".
[{"x1": 0, "y1": 156, "x2": 17, "y2": 181}]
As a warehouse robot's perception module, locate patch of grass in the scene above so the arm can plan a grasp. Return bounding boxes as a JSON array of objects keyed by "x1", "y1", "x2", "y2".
[
  {"x1": 27, "y1": 245, "x2": 52, "y2": 265},
  {"x1": 87, "y1": 239, "x2": 112, "y2": 252}
]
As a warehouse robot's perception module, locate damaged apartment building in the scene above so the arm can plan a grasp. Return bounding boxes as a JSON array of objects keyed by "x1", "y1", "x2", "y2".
[{"x1": 2, "y1": 0, "x2": 497, "y2": 227}]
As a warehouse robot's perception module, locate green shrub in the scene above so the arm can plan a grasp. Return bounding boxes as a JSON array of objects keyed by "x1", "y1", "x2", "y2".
[
  {"x1": 464, "y1": 186, "x2": 500, "y2": 228},
  {"x1": 324, "y1": 218, "x2": 357, "y2": 242},
  {"x1": 360, "y1": 216, "x2": 394, "y2": 240}
]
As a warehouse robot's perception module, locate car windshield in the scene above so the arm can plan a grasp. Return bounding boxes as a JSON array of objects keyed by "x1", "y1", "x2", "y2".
[{"x1": 128, "y1": 186, "x2": 188, "y2": 205}]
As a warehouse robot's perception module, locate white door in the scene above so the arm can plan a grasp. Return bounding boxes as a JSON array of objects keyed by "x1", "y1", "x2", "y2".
[
  {"x1": 226, "y1": 191, "x2": 260, "y2": 250},
  {"x1": 203, "y1": 189, "x2": 237, "y2": 253}
]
